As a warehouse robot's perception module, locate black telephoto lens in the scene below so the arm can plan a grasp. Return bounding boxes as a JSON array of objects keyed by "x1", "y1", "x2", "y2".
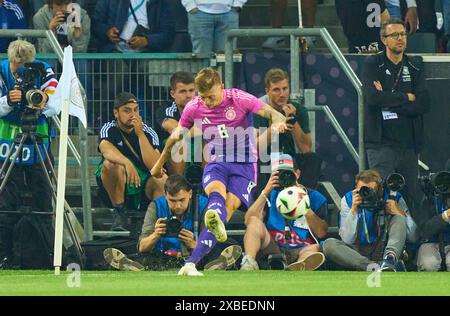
[{"x1": 26, "y1": 90, "x2": 43, "y2": 106}]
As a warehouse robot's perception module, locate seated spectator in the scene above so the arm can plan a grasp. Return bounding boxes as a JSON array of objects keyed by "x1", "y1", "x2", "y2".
[
  {"x1": 0, "y1": 0, "x2": 28, "y2": 53},
  {"x1": 154, "y1": 71, "x2": 196, "y2": 175},
  {"x1": 103, "y1": 175, "x2": 242, "y2": 271},
  {"x1": 415, "y1": 161, "x2": 450, "y2": 272},
  {"x1": 92, "y1": 0, "x2": 175, "y2": 53},
  {"x1": 240, "y1": 154, "x2": 327, "y2": 271},
  {"x1": 181, "y1": 0, "x2": 246, "y2": 54},
  {"x1": 256, "y1": 68, "x2": 312, "y2": 155},
  {"x1": 323, "y1": 170, "x2": 418, "y2": 272},
  {"x1": 16, "y1": 0, "x2": 85, "y2": 30},
  {"x1": 261, "y1": 0, "x2": 317, "y2": 49},
  {"x1": 336, "y1": 0, "x2": 390, "y2": 53},
  {"x1": 96, "y1": 92, "x2": 166, "y2": 231},
  {"x1": 255, "y1": 68, "x2": 321, "y2": 189},
  {"x1": 32, "y1": 0, "x2": 91, "y2": 53}
]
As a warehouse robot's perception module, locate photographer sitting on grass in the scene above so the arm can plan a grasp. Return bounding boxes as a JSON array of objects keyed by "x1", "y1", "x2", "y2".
[
  {"x1": 415, "y1": 161, "x2": 450, "y2": 272},
  {"x1": 104, "y1": 175, "x2": 242, "y2": 271},
  {"x1": 240, "y1": 154, "x2": 328, "y2": 272},
  {"x1": 323, "y1": 170, "x2": 418, "y2": 272}
]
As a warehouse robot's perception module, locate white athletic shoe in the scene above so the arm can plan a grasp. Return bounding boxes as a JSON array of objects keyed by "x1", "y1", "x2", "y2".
[
  {"x1": 287, "y1": 252, "x2": 325, "y2": 271},
  {"x1": 205, "y1": 209, "x2": 227, "y2": 243},
  {"x1": 240, "y1": 254, "x2": 259, "y2": 271},
  {"x1": 178, "y1": 262, "x2": 204, "y2": 276}
]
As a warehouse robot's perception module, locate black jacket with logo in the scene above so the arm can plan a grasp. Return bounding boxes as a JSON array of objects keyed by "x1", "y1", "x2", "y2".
[{"x1": 362, "y1": 51, "x2": 430, "y2": 153}]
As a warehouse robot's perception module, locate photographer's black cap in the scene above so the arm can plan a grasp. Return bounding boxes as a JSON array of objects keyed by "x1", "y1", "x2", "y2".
[{"x1": 114, "y1": 92, "x2": 138, "y2": 109}]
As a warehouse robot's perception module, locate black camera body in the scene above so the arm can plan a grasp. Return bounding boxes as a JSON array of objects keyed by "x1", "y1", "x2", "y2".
[
  {"x1": 359, "y1": 186, "x2": 384, "y2": 211},
  {"x1": 359, "y1": 173, "x2": 405, "y2": 211},
  {"x1": 279, "y1": 169, "x2": 297, "y2": 189},
  {"x1": 420, "y1": 171, "x2": 450, "y2": 197},
  {"x1": 267, "y1": 254, "x2": 287, "y2": 270},
  {"x1": 14, "y1": 62, "x2": 46, "y2": 108},
  {"x1": 164, "y1": 216, "x2": 183, "y2": 237}
]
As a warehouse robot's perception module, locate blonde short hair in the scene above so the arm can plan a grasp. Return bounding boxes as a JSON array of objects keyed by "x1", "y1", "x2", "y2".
[
  {"x1": 195, "y1": 67, "x2": 222, "y2": 93},
  {"x1": 355, "y1": 170, "x2": 383, "y2": 187},
  {"x1": 7, "y1": 40, "x2": 36, "y2": 64},
  {"x1": 264, "y1": 68, "x2": 289, "y2": 88}
]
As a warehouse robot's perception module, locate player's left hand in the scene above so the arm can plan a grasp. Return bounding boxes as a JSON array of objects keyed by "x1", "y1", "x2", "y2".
[
  {"x1": 271, "y1": 122, "x2": 287, "y2": 134},
  {"x1": 151, "y1": 164, "x2": 166, "y2": 179}
]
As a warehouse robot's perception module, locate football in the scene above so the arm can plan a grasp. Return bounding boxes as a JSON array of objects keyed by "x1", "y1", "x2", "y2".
[{"x1": 276, "y1": 186, "x2": 311, "y2": 220}]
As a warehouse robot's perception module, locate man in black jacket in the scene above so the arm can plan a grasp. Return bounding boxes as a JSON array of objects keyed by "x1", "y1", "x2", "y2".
[{"x1": 362, "y1": 17, "x2": 430, "y2": 214}]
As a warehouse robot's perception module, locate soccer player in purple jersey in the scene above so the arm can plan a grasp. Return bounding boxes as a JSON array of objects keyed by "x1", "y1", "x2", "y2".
[{"x1": 151, "y1": 68, "x2": 286, "y2": 276}]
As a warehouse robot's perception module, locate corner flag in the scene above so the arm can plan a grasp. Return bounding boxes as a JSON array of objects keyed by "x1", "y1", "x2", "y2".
[{"x1": 53, "y1": 46, "x2": 87, "y2": 128}]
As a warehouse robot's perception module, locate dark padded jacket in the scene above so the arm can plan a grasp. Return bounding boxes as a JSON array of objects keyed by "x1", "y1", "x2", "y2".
[
  {"x1": 361, "y1": 51, "x2": 430, "y2": 153},
  {"x1": 93, "y1": 0, "x2": 175, "y2": 53}
]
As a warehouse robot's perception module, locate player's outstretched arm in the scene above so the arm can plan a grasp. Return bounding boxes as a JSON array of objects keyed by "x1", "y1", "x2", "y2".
[
  {"x1": 151, "y1": 125, "x2": 187, "y2": 178},
  {"x1": 256, "y1": 104, "x2": 287, "y2": 130}
]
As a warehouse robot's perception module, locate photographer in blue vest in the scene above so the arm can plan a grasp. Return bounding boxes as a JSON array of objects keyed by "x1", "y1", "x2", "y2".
[
  {"x1": 240, "y1": 154, "x2": 328, "y2": 271},
  {"x1": 415, "y1": 161, "x2": 450, "y2": 272},
  {"x1": 0, "y1": 40, "x2": 59, "y2": 268},
  {"x1": 323, "y1": 170, "x2": 418, "y2": 272},
  {"x1": 104, "y1": 175, "x2": 242, "y2": 271}
]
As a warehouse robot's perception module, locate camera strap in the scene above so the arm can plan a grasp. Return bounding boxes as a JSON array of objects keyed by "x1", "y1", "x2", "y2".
[
  {"x1": 118, "y1": 129, "x2": 143, "y2": 164},
  {"x1": 361, "y1": 210, "x2": 371, "y2": 243},
  {"x1": 391, "y1": 61, "x2": 405, "y2": 93},
  {"x1": 129, "y1": 0, "x2": 146, "y2": 27}
]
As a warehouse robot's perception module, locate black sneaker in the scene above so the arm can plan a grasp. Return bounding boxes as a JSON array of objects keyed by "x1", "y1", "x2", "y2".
[
  {"x1": 379, "y1": 254, "x2": 397, "y2": 272},
  {"x1": 103, "y1": 248, "x2": 144, "y2": 271},
  {"x1": 111, "y1": 207, "x2": 128, "y2": 231},
  {"x1": 395, "y1": 260, "x2": 407, "y2": 272}
]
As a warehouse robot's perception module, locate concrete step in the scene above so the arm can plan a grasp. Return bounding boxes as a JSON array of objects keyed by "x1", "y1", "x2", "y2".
[{"x1": 50, "y1": 135, "x2": 100, "y2": 157}]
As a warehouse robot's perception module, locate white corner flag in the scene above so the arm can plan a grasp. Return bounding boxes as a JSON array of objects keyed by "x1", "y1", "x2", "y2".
[
  {"x1": 53, "y1": 46, "x2": 87, "y2": 128},
  {"x1": 53, "y1": 46, "x2": 86, "y2": 275}
]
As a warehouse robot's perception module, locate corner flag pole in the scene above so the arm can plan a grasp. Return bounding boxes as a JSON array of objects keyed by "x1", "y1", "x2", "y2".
[
  {"x1": 54, "y1": 97, "x2": 70, "y2": 275},
  {"x1": 53, "y1": 46, "x2": 74, "y2": 276}
]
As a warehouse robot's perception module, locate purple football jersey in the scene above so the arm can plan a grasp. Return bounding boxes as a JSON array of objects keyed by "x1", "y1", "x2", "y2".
[{"x1": 179, "y1": 89, "x2": 266, "y2": 162}]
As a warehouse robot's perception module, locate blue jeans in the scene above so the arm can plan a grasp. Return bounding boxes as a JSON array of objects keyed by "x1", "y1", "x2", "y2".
[
  {"x1": 385, "y1": 2, "x2": 402, "y2": 19},
  {"x1": 443, "y1": 0, "x2": 450, "y2": 51},
  {"x1": 188, "y1": 10, "x2": 239, "y2": 54}
]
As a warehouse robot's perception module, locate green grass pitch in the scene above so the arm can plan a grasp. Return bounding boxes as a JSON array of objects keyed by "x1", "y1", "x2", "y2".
[{"x1": 0, "y1": 270, "x2": 449, "y2": 296}]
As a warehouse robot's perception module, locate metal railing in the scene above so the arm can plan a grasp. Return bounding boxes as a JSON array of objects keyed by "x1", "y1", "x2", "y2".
[
  {"x1": 224, "y1": 28, "x2": 366, "y2": 171},
  {"x1": 0, "y1": 52, "x2": 211, "y2": 134}
]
